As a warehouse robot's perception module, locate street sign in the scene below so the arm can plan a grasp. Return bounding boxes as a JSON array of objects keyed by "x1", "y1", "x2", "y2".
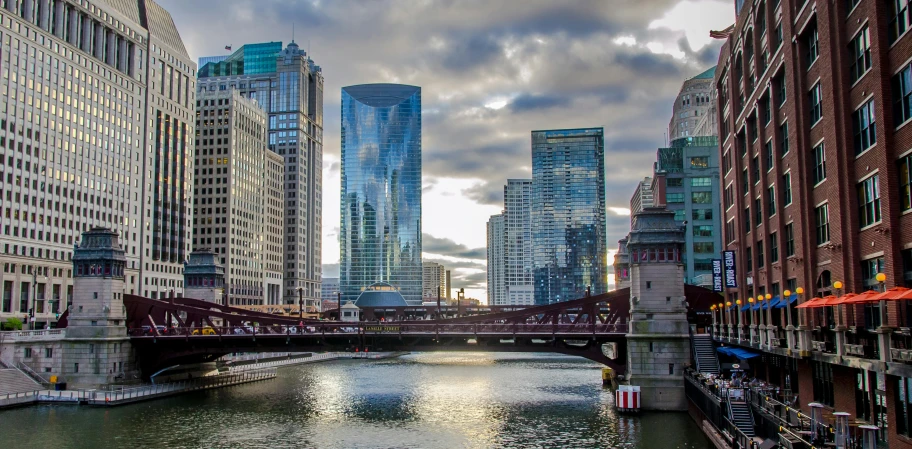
[
  {"x1": 723, "y1": 250, "x2": 738, "y2": 288},
  {"x1": 711, "y1": 259, "x2": 723, "y2": 292}
]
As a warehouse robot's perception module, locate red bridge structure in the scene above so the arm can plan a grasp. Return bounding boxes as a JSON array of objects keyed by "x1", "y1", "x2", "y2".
[{"x1": 101, "y1": 285, "x2": 718, "y2": 378}]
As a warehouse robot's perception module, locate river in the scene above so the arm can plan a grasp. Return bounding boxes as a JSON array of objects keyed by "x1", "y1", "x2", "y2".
[{"x1": 0, "y1": 352, "x2": 711, "y2": 448}]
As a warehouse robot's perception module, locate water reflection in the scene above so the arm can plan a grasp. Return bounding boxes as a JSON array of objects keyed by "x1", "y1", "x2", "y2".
[{"x1": 0, "y1": 353, "x2": 710, "y2": 448}]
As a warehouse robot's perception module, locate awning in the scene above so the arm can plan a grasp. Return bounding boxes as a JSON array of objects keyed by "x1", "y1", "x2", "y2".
[
  {"x1": 843, "y1": 290, "x2": 882, "y2": 304},
  {"x1": 741, "y1": 302, "x2": 752, "y2": 311},
  {"x1": 863, "y1": 287, "x2": 912, "y2": 303},
  {"x1": 763, "y1": 297, "x2": 781, "y2": 310},
  {"x1": 773, "y1": 295, "x2": 798, "y2": 308},
  {"x1": 717, "y1": 346, "x2": 761, "y2": 360}
]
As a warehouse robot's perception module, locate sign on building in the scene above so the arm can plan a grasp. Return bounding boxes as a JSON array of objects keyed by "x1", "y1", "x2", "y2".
[
  {"x1": 723, "y1": 250, "x2": 737, "y2": 288},
  {"x1": 711, "y1": 259, "x2": 724, "y2": 292}
]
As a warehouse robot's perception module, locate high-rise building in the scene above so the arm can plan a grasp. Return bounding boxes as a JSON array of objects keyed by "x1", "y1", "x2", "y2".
[
  {"x1": 320, "y1": 277, "x2": 339, "y2": 302},
  {"x1": 0, "y1": 0, "x2": 196, "y2": 326},
  {"x1": 340, "y1": 84, "x2": 422, "y2": 304},
  {"x1": 422, "y1": 261, "x2": 446, "y2": 299},
  {"x1": 486, "y1": 214, "x2": 505, "y2": 305},
  {"x1": 197, "y1": 41, "x2": 324, "y2": 307},
  {"x1": 192, "y1": 90, "x2": 282, "y2": 306},
  {"x1": 531, "y1": 128, "x2": 607, "y2": 304},
  {"x1": 668, "y1": 67, "x2": 717, "y2": 140},
  {"x1": 503, "y1": 179, "x2": 533, "y2": 305},
  {"x1": 713, "y1": 2, "x2": 912, "y2": 447},
  {"x1": 629, "y1": 177, "x2": 654, "y2": 222},
  {"x1": 653, "y1": 137, "x2": 722, "y2": 287}
]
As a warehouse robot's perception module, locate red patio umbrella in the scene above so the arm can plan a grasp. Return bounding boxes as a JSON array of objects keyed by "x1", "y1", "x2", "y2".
[
  {"x1": 796, "y1": 295, "x2": 835, "y2": 309},
  {"x1": 842, "y1": 290, "x2": 884, "y2": 304}
]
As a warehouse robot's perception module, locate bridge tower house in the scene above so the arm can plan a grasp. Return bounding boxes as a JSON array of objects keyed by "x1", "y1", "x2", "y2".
[
  {"x1": 62, "y1": 227, "x2": 137, "y2": 387},
  {"x1": 183, "y1": 249, "x2": 225, "y2": 304},
  {"x1": 624, "y1": 207, "x2": 690, "y2": 411}
]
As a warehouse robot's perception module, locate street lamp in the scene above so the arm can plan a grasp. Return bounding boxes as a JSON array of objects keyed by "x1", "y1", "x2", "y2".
[
  {"x1": 764, "y1": 293, "x2": 772, "y2": 328},
  {"x1": 748, "y1": 297, "x2": 755, "y2": 327},
  {"x1": 796, "y1": 287, "x2": 805, "y2": 328},
  {"x1": 833, "y1": 281, "x2": 844, "y2": 328},
  {"x1": 876, "y1": 273, "x2": 887, "y2": 327},
  {"x1": 783, "y1": 290, "x2": 792, "y2": 329},
  {"x1": 725, "y1": 301, "x2": 732, "y2": 338},
  {"x1": 297, "y1": 287, "x2": 304, "y2": 319}
]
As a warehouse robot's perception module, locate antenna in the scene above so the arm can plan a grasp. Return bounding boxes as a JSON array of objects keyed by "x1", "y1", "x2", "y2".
[{"x1": 292, "y1": 23, "x2": 295, "y2": 43}]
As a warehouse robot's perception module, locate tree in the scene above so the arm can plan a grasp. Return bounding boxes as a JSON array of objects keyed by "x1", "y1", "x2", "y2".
[{"x1": 2, "y1": 317, "x2": 23, "y2": 331}]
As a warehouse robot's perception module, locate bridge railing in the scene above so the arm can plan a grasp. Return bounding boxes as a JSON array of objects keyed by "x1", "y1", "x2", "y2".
[{"x1": 126, "y1": 322, "x2": 629, "y2": 337}]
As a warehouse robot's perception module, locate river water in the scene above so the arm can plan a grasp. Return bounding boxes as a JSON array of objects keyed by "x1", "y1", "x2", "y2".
[{"x1": 1, "y1": 352, "x2": 711, "y2": 448}]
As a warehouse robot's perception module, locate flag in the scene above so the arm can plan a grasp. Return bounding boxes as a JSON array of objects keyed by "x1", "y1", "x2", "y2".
[
  {"x1": 709, "y1": 25, "x2": 735, "y2": 39},
  {"x1": 225, "y1": 45, "x2": 232, "y2": 51}
]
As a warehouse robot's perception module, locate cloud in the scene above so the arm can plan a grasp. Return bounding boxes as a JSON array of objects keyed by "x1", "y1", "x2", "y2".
[
  {"x1": 422, "y1": 234, "x2": 487, "y2": 260},
  {"x1": 509, "y1": 93, "x2": 571, "y2": 112}
]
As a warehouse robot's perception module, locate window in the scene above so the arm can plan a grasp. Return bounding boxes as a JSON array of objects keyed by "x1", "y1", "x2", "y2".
[
  {"x1": 726, "y1": 220, "x2": 736, "y2": 244},
  {"x1": 853, "y1": 100, "x2": 877, "y2": 155},
  {"x1": 850, "y1": 26, "x2": 871, "y2": 83},
  {"x1": 775, "y1": 23, "x2": 783, "y2": 49},
  {"x1": 767, "y1": 186, "x2": 776, "y2": 216},
  {"x1": 862, "y1": 257, "x2": 886, "y2": 289},
  {"x1": 746, "y1": 247, "x2": 753, "y2": 271},
  {"x1": 725, "y1": 186, "x2": 733, "y2": 208},
  {"x1": 809, "y1": 83, "x2": 823, "y2": 125},
  {"x1": 752, "y1": 156, "x2": 760, "y2": 184},
  {"x1": 782, "y1": 173, "x2": 792, "y2": 205},
  {"x1": 900, "y1": 155, "x2": 912, "y2": 211},
  {"x1": 858, "y1": 175, "x2": 882, "y2": 227},
  {"x1": 757, "y1": 241, "x2": 765, "y2": 268},
  {"x1": 673, "y1": 209, "x2": 686, "y2": 221},
  {"x1": 667, "y1": 178, "x2": 683, "y2": 187},
  {"x1": 770, "y1": 232, "x2": 779, "y2": 262},
  {"x1": 694, "y1": 225, "x2": 713, "y2": 237},
  {"x1": 857, "y1": 370, "x2": 872, "y2": 423},
  {"x1": 815, "y1": 204, "x2": 830, "y2": 245},
  {"x1": 744, "y1": 207, "x2": 751, "y2": 230},
  {"x1": 889, "y1": 0, "x2": 910, "y2": 44},
  {"x1": 694, "y1": 242, "x2": 715, "y2": 254},
  {"x1": 775, "y1": 73, "x2": 787, "y2": 106},
  {"x1": 805, "y1": 23, "x2": 819, "y2": 66},
  {"x1": 45, "y1": 348, "x2": 52, "y2": 358},
  {"x1": 692, "y1": 192, "x2": 712, "y2": 204},
  {"x1": 691, "y1": 177, "x2": 712, "y2": 187},
  {"x1": 812, "y1": 361, "x2": 834, "y2": 406},
  {"x1": 690, "y1": 157, "x2": 709, "y2": 168},
  {"x1": 779, "y1": 122, "x2": 790, "y2": 156},
  {"x1": 813, "y1": 143, "x2": 826, "y2": 184},
  {"x1": 667, "y1": 193, "x2": 684, "y2": 203},
  {"x1": 24, "y1": 348, "x2": 32, "y2": 358},
  {"x1": 785, "y1": 223, "x2": 795, "y2": 256},
  {"x1": 742, "y1": 168, "x2": 750, "y2": 193},
  {"x1": 755, "y1": 198, "x2": 762, "y2": 227},
  {"x1": 724, "y1": 151, "x2": 732, "y2": 174},
  {"x1": 764, "y1": 141, "x2": 774, "y2": 172},
  {"x1": 763, "y1": 95, "x2": 771, "y2": 124},
  {"x1": 692, "y1": 209, "x2": 713, "y2": 220},
  {"x1": 897, "y1": 377, "x2": 912, "y2": 436},
  {"x1": 893, "y1": 64, "x2": 912, "y2": 126}
]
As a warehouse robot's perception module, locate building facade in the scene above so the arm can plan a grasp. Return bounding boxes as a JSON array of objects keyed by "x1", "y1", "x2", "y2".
[
  {"x1": 339, "y1": 84, "x2": 422, "y2": 304},
  {"x1": 655, "y1": 137, "x2": 722, "y2": 286},
  {"x1": 421, "y1": 261, "x2": 446, "y2": 299},
  {"x1": 630, "y1": 177, "x2": 654, "y2": 222},
  {"x1": 714, "y1": 0, "x2": 912, "y2": 447},
  {"x1": 192, "y1": 90, "x2": 282, "y2": 305},
  {"x1": 486, "y1": 213, "x2": 505, "y2": 305},
  {"x1": 0, "y1": 0, "x2": 196, "y2": 326},
  {"x1": 531, "y1": 128, "x2": 607, "y2": 304},
  {"x1": 197, "y1": 40, "x2": 324, "y2": 307},
  {"x1": 503, "y1": 179, "x2": 533, "y2": 305},
  {"x1": 320, "y1": 276, "x2": 339, "y2": 302},
  {"x1": 668, "y1": 67, "x2": 717, "y2": 140}
]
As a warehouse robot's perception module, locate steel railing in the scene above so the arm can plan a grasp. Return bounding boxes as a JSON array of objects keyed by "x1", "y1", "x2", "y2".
[{"x1": 127, "y1": 323, "x2": 629, "y2": 337}]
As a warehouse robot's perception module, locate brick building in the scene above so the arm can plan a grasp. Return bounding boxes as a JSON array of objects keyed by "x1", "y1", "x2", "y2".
[{"x1": 714, "y1": 0, "x2": 912, "y2": 447}]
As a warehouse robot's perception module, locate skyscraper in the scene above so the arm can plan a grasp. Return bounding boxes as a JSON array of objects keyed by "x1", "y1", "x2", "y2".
[
  {"x1": 504, "y1": 179, "x2": 533, "y2": 305},
  {"x1": 486, "y1": 214, "x2": 505, "y2": 305},
  {"x1": 192, "y1": 90, "x2": 283, "y2": 306},
  {"x1": 531, "y1": 128, "x2": 607, "y2": 304},
  {"x1": 422, "y1": 261, "x2": 447, "y2": 299},
  {"x1": 340, "y1": 84, "x2": 422, "y2": 304},
  {"x1": 0, "y1": 0, "x2": 196, "y2": 327},
  {"x1": 197, "y1": 41, "x2": 324, "y2": 307}
]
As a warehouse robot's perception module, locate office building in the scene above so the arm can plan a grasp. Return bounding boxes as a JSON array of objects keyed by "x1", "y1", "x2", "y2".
[
  {"x1": 629, "y1": 177, "x2": 654, "y2": 222},
  {"x1": 486, "y1": 213, "x2": 505, "y2": 305},
  {"x1": 668, "y1": 67, "x2": 717, "y2": 140},
  {"x1": 712, "y1": 1, "x2": 912, "y2": 447},
  {"x1": 197, "y1": 41, "x2": 324, "y2": 307},
  {"x1": 654, "y1": 137, "x2": 722, "y2": 287},
  {"x1": 192, "y1": 90, "x2": 282, "y2": 305},
  {"x1": 320, "y1": 276, "x2": 339, "y2": 302},
  {"x1": 339, "y1": 84, "x2": 422, "y2": 303},
  {"x1": 531, "y1": 128, "x2": 607, "y2": 304},
  {"x1": 422, "y1": 261, "x2": 446, "y2": 299},
  {"x1": 0, "y1": 0, "x2": 196, "y2": 326},
  {"x1": 503, "y1": 179, "x2": 533, "y2": 305}
]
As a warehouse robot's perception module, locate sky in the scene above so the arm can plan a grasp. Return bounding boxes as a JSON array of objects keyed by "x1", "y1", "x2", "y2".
[{"x1": 160, "y1": 0, "x2": 736, "y2": 303}]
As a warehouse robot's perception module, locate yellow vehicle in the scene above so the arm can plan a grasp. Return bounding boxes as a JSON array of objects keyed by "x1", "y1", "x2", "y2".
[{"x1": 191, "y1": 327, "x2": 217, "y2": 335}]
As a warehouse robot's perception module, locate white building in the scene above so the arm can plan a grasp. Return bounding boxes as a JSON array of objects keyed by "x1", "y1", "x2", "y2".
[
  {"x1": 0, "y1": 0, "x2": 196, "y2": 326},
  {"x1": 422, "y1": 261, "x2": 446, "y2": 299},
  {"x1": 503, "y1": 179, "x2": 533, "y2": 305},
  {"x1": 486, "y1": 214, "x2": 505, "y2": 305},
  {"x1": 629, "y1": 177, "x2": 654, "y2": 224}
]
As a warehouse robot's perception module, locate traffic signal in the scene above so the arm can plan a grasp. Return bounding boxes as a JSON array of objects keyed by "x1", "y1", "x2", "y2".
[{"x1": 28, "y1": 308, "x2": 34, "y2": 317}]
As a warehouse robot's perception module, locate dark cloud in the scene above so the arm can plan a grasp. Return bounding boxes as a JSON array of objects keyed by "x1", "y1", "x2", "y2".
[
  {"x1": 509, "y1": 94, "x2": 571, "y2": 112},
  {"x1": 439, "y1": 34, "x2": 504, "y2": 71},
  {"x1": 423, "y1": 234, "x2": 486, "y2": 260},
  {"x1": 462, "y1": 182, "x2": 504, "y2": 206},
  {"x1": 613, "y1": 51, "x2": 683, "y2": 76}
]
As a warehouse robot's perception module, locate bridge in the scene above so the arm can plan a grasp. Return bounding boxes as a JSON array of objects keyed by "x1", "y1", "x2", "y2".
[{"x1": 70, "y1": 284, "x2": 717, "y2": 378}]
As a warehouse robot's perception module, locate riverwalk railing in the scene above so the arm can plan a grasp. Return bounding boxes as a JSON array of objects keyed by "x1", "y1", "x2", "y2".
[
  {"x1": 0, "y1": 329, "x2": 65, "y2": 341},
  {"x1": 90, "y1": 368, "x2": 277, "y2": 405}
]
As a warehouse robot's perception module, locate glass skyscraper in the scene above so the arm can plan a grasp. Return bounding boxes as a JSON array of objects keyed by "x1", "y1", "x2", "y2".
[
  {"x1": 531, "y1": 128, "x2": 607, "y2": 304},
  {"x1": 340, "y1": 84, "x2": 422, "y2": 303}
]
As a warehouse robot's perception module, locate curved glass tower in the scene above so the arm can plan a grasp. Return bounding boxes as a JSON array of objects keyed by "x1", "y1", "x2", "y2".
[{"x1": 340, "y1": 84, "x2": 422, "y2": 303}]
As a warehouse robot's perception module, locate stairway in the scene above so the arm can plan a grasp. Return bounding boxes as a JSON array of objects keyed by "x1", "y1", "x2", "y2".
[
  {"x1": 692, "y1": 334, "x2": 721, "y2": 375},
  {"x1": 0, "y1": 369, "x2": 42, "y2": 395},
  {"x1": 728, "y1": 401, "x2": 755, "y2": 438}
]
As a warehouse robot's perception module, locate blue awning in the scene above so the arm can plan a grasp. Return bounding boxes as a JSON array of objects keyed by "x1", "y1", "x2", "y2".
[
  {"x1": 717, "y1": 346, "x2": 760, "y2": 360},
  {"x1": 741, "y1": 302, "x2": 752, "y2": 311},
  {"x1": 773, "y1": 295, "x2": 798, "y2": 308},
  {"x1": 760, "y1": 297, "x2": 781, "y2": 310}
]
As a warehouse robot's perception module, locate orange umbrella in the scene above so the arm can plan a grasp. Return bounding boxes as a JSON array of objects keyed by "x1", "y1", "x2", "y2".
[
  {"x1": 796, "y1": 296, "x2": 834, "y2": 309},
  {"x1": 842, "y1": 290, "x2": 883, "y2": 304},
  {"x1": 866, "y1": 287, "x2": 912, "y2": 301}
]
